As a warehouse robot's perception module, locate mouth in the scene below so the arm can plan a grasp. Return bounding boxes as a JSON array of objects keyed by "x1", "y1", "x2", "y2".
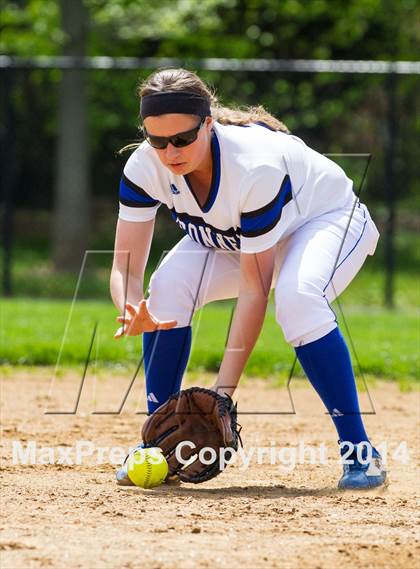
[{"x1": 168, "y1": 162, "x2": 188, "y2": 171}]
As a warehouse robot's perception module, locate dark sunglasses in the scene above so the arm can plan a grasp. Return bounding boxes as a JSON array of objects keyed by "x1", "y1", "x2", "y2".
[{"x1": 143, "y1": 117, "x2": 205, "y2": 149}]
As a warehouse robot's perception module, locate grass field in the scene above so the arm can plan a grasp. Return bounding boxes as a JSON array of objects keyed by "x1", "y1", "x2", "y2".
[
  {"x1": 8, "y1": 233, "x2": 420, "y2": 309},
  {"x1": 1, "y1": 294, "x2": 418, "y2": 386},
  {"x1": 2, "y1": 229, "x2": 419, "y2": 386}
]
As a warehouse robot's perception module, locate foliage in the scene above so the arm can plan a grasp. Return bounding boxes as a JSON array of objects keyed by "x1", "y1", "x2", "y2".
[
  {"x1": 4, "y1": 1, "x2": 418, "y2": 59},
  {"x1": 1, "y1": 0, "x2": 419, "y2": 210}
]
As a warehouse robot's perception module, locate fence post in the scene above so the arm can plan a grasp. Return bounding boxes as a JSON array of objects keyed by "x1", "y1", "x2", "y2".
[{"x1": 1, "y1": 68, "x2": 17, "y2": 297}]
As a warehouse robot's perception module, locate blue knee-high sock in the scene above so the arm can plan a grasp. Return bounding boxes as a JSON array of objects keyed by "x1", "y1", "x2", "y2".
[
  {"x1": 295, "y1": 327, "x2": 369, "y2": 445},
  {"x1": 143, "y1": 326, "x2": 192, "y2": 414}
]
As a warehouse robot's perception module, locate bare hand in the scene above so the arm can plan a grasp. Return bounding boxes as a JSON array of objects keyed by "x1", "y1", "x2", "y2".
[{"x1": 114, "y1": 299, "x2": 177, "y2": 338}]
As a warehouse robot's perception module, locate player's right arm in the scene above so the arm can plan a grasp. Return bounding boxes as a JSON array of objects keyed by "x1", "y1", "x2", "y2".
[
  {"x1": 110, "y1": 214, "x2": 177, "y2": 338},
  {"x1": 110, "y1": 217, "x2": 154, "y2": 314},
  {"x1": 110, "y1": 147, "x2": 177, "y2": 337}
]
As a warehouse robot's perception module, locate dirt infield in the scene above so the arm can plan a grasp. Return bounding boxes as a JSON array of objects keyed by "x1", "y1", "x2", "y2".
[{"x1": 1, "y1": 369, "x2": 419, "y2": 569}]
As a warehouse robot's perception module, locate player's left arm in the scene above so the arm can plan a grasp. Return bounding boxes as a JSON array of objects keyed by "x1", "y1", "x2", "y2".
[{"x1": 211, "y1": 245, "x2": 276, "y2": 397}]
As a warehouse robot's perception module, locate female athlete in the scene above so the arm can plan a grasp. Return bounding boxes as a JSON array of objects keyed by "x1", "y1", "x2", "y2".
[{"x1": 111, "y1": 68, "x2": 386, "y2": 490}]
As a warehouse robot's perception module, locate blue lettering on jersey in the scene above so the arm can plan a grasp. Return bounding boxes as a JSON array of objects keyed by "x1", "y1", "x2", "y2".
[
  {"x1": 170, "y1": 184, "x2": 180, "y2": 195},
  {"x1": 170, "y1": 209, "x2": 240, "y2": 251}
]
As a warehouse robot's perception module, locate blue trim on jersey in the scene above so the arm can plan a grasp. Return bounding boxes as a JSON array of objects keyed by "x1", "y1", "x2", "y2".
[
  {"x1": 119, "y1": 174, "x2": 159, "y2": 208},
  {"x1": 183, "y1": 130, "x2": 221, "y2": 213},
  {"x1": 205, "y1": 130, "x2": 221, "y2": 212},
  {"x1": 241, "y1": 175, "x2": 293, "y2": 238}
]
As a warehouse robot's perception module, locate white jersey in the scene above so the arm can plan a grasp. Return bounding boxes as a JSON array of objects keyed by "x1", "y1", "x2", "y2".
[{"x1": 119, "y1": 122, "x2": 356, "y2": 254}]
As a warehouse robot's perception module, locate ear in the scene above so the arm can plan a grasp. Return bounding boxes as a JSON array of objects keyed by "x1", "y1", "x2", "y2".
[{"x1": 205, "y1": 116, "x2": 214, "y2": 130}]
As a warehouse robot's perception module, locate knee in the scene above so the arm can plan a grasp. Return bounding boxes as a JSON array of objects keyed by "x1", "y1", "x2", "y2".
[
  {"x1": 147, "y1": 267, "x2": 196, "y2": 324},
  {"x1": 275, "y1": 286, "x2": 313, "y2": 328},
  {"x1": 275, "y1": 283, "x2": 333, "y2": 345}
]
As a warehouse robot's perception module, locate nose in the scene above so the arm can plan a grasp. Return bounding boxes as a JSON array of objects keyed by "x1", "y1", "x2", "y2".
[{"x1": 165, "y1": 143, "x2": 181, "y2": 162}]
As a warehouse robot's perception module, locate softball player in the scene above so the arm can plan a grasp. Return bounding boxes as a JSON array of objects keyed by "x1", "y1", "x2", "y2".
[{"x1": 112, "y1": 68, "x2": 386, "y2": 489}]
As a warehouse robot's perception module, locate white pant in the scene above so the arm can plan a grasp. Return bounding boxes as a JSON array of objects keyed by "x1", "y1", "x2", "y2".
[{"x1": 146, "y1": 202, "x2": 380, "y2": 347}]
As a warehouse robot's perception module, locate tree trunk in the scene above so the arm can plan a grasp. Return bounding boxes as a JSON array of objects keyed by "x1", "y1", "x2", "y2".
[{"x1": 52, "y1": 0, "x2": 89, "y2": 271}]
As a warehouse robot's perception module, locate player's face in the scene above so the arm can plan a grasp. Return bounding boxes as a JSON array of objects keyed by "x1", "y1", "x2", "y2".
[{"x1": 143, "y1": 114, "x2": 213, "y2": 176}]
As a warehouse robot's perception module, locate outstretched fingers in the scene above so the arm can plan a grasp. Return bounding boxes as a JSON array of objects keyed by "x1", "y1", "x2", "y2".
[
  {"x1": 138, "y1": 299, "x2": 177, "y2": 330},
  {"x1": 114, "y1": 299, "x2": 178, "y2": 336},
  {"x1": 125, "y1": 302, "x2": 138, "y2": 317}
]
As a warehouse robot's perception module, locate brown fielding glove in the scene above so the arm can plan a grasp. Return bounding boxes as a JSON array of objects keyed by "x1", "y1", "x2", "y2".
[{"x1": 141, "y1": 387, "x2": 241, "y2": 484}]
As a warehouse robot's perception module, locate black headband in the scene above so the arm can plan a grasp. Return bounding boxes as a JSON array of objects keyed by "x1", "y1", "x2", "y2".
[{"x1": 140, "y1": 91, "x2": 211, "y2": 119}]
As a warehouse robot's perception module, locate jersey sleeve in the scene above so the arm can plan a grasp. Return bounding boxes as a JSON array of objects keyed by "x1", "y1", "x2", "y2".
[
  {"x1": 240, "y1": 167, "x2": 293, "y2": 253},
  {"x1": 118, "y1": 147, "x2": 162, "y2": 222}
]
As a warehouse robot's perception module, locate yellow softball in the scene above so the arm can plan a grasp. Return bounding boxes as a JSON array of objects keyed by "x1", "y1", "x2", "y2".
[{"x1": 126, "y1": 447, "x2": 168, "y2": 488}]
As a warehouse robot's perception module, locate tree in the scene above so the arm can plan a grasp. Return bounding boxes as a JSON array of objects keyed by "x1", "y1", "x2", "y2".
[{"x1": 52, "y1": 0, "x2": 90, "y2": 271}]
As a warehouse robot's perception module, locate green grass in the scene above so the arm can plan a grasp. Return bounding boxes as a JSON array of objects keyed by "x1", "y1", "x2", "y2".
[
  {"x1": 7, "y1": 226, "x2": 420, "y2": 309},
  {"x1": 2, "y1": 227, "x2": 419, "y2": 385},
  {"x1": 1, "y1": 297, "x2": 418, "y2": 384}
]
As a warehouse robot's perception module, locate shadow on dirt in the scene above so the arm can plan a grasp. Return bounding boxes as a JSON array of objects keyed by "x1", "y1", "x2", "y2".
[{"x1": 119, "y1": 483, "x2": 344, "y2": 499}]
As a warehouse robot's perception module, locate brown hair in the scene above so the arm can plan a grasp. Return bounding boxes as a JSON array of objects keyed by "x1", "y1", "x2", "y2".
[
  {"x1": 140, "y1": 67, "x2": 289, "y2": 132},
  {"x1": 120, "y1": 68, "x2": 289, "y2": 152}
]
